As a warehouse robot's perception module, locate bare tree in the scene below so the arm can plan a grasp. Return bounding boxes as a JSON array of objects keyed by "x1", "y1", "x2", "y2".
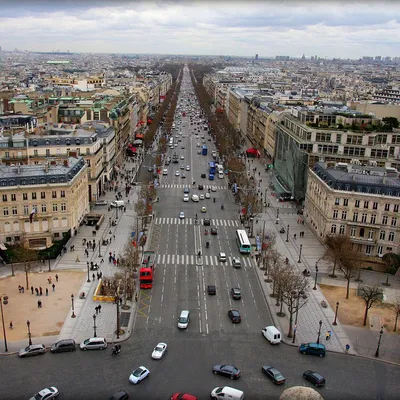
[
  {"x1": 324, "y1": 235, "x2": 349, "y2": 278},
  {"x1": 391, "y1": 297, "x2": 400, "y2": 332},
  {"x1": 358, "y1": 285, "x2": 383, "y2": 326},
  {"x1": 10, "y1": 240, "x2": 39, "y2": 290},
  {"x1": 264, "y1": 248, "x2": 281, "y2": 288}
]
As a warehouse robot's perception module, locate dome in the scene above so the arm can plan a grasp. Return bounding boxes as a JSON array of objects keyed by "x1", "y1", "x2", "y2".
[{"x1": 280, "y1": 386, "x2": 324, "y2": 400}]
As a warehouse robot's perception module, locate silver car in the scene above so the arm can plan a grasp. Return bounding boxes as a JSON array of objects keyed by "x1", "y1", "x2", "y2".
[{"x1": 19, "y1": 344, "x2": 46, "y2": 358}]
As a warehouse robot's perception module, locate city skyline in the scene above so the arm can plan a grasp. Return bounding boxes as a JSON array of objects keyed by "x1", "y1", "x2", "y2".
[{"x1": 0, "y1": 0, "x2": 399, "y2": 58}]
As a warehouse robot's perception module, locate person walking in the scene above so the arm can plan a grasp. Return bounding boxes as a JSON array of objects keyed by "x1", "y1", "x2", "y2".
[
  {"x1": 9, "y1": 321, "x2": 13, "y2": 329},
  {"x1": 52, "y1": 283, "x2": 55, "y2": 292},
  {"x1": 31, "y1": 286, "x2": 34, "y2": 295},
  {"x1": 92, "y1": 273, "x2": 95, "y2": 281},
  {"x1": 39, "y1": 287, "x2": 43, "y2": 296},
  {"x1": 98, "y1": 304, "x2": 101, "y2": 313},
  {"x1": 55, "y1": 274, "x2": 59, "y2": 282},
  {"x1": 46, "y1": 288, "x2": 48, "y2": 296},
  {"x1": 325, "y1": 331, "x2": 330, "y2": 341}
]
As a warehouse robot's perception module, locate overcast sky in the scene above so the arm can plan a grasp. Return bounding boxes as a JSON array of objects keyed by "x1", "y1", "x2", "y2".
[{"x1": 0, "y1": 0, "x2": 398, "y2": 58}]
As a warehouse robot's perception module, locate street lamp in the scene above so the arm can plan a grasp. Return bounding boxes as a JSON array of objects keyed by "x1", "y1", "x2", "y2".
[
  {"x1": 286, "y1": 225, "x2": 290, "y2": 242},
  {"x1": 116, "y1": 205, "x2": 119, "y2": 219},
  {"x1": 276, "y1": 208, "x2": 280, "y2": 224},
  {"x1": 93, "y1": 314, "x2": 97, "y2": 338},
  {"x1": 313, "y1": 263, "x2": 319, "y2": 290},
  {"x1": 316, "y1": 320, "x2": 322, "y2": 344},
  {"x1": 71, "y1": 294, "x2": 76, "y2": 318},
  {"x1": 26, "y1": 320, "x2": 32, "y2": 346},
  {"x1": 47, "y1": 251, "x2": 51, "y2": 272},
  {"x1": 98, "y1": 240, "x2": 101, "y2": 257},
  {"x1": 292, "y1": 324, "x2": 297, "y2": 344},
  {"x1": 0, "y1": 295, "x2": 9, "y2": 352},
  {"x1": 115, "y1": 295, "x2": 121, "y2": 339},
  {"x1": 86, "y1": 262, "x2": 91, "y2": 283},
  {"x1": 297, "y1": 244, "x2": 303, "y2": 263},
  {"x1": 375, "y1": 326, "x2": 384, "y2": 357},
  {"x1": 333, "y1": 301, "x2": 339, "y2": 325}
]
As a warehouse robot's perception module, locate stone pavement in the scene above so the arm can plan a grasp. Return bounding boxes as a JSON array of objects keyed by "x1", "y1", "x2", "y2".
[{"x1": 235, "y1": 145, "x2": 400, "y2": 362}]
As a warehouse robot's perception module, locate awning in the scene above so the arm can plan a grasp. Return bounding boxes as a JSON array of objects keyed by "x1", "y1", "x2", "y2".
[
  {"x1": 135, "y1": 134, "x2": 144, "y2": 139},
  {"x1": 246, "y1": 148, "x2": 261, "y2": 156}
]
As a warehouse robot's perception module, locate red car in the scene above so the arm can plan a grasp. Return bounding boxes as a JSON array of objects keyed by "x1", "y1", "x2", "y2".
[{"x1": 171, "y1": 393, "x2": 197, "y2": 400}]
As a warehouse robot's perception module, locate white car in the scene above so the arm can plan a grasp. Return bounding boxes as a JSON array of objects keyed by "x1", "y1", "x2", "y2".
[
  {"x1": 183, "y1": 194, "x2": 189, "y2": 202},
  {"x1": 180, "y1": 155, "x2": 185, "y2": 160},
  {"x1": 200, "y1": 194, "x2": 205, "y2": 200},
  {"x1": 151, "y1": 342, "x2": 167, "y2": 359},
  {"x1": 211, "y1": 186, "x2": 217, "y2": 192},
  {"x1": 29, "y1": 387, "x2": 59, "y2": 400},
  {"x1": 175, "y1": 170, "x2": 180, "y2": 176},
  {"x1": 186, "y1": 165, "x2": 191, "y2": 171},
  {"x1": 205, "y1": 192, "x2": 211, "y2": 199},
  {"x1": 129, "y1": 366, "x2": 150, "y2": 384},
  {"x1": 179, "y1": 211, "x2": 185, "y2": 219},
  {"x1": 201, "y1": 206, "x2": 207, "y2": 213}
]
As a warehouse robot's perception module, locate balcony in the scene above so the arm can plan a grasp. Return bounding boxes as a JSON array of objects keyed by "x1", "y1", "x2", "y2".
[{"x1": 349, "y1": 236, "x2": 376, "y2": 245}]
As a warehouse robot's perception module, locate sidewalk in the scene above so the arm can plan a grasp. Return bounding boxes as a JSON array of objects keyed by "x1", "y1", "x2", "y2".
[
  {"x1": 238, "y1": 146, "x2": 400, "y2": 363},
  {"x1": 0, "y1": 158, "x2": 145, "y2": 353}
]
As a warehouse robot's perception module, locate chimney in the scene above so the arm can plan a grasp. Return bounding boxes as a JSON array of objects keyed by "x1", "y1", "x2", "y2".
[
  {"x1": 44, "y1": 162, "x2": 49, "y2": 173},
  {"x1": 64, "y1": 160, "x2": 69, "y2": 168},
  {"x1": 17, "y1": 165, "x2": 21, "y2": 175}
]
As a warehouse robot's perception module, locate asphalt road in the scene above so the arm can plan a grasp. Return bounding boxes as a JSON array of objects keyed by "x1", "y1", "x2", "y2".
[{"x1": 0, "y1": 68, "x2": 399, "y2": 400}]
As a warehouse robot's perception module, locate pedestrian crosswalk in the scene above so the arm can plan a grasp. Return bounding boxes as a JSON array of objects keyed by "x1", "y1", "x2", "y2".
[
  {"x1": 159, "y1": 184, "x2": 226, "y2": 190},
  {"x1": 156, "y1": 254, "x2": 254, "y2": 268},
  {"x1": 154, "y1": 217, "x2": 239, "y2": 226}
]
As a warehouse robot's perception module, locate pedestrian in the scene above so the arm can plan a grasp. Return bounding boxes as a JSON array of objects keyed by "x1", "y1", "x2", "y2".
[
  {"x1": 99, "y1": 271, "x2": 103, "y2": 279},
  {"x1": 35, "y1": 287, "x2": 39, "y2": 296},
  {"x1": 294, "y1": 234, "x2": 297, "y2": 240},
  {"x1": 21, "y1": 286, "x2": 24, "y2": 293},
  {"x1": 46, "y1": 288, "x2": 48, "y2": 296},
  {"x1": 98, "y1": 304, "x2": 101, "y2": 313},
  {"x1": 135, "y1": 293, "x2": 138, "y2": 302},
  {"x1": 39, "y1": 287, "x2": 42, "y2": 296},
  {"x1": 101, "y1": 258, "x2": 104, "y2": 263},
  {"x1": 48, "y1": 276, "x2": 52, "y2": 284},
  {"x1": 52, "y1": 283, "x2": 55, "y2": 292},
  {"x1": 9, "y1": 321, "x2": 13, "y2": 329},
  {"x1": 113, "y1": 235, "x2": 115, "y2": 241},
  {"x1": 97, "y1": 272, "x2": 100, "y2": 280},
  {"x1": 37, "y1": 300, "x2": 42, "y2": 308},
  {"x1": 326, "y1": 331, "x2": 330, "y2": 341},
  {"x1": 345, "y1": 343, "x2": 350, "y2": 353},
  {"x1": 31, "y1": 286, "x2": 34, "y2": 295},
  {"x1": 18, "y1": 285, "x2": 21, "y2": 293},
  {"x1": 92, "y1": 273, "x2": 95, "y2": 281},
  {"x1": 119, "y1": 297, "x2": 123, "y2": 306},
  {"x1": 55, "y1": 274, "x2": 59, "y2": 282},
  {"x1": 76, "y1": 255, "x2": 80, "y2": 262},
  {"x1": 95, "y1": 306, "x2": 99, "y2": 314}
]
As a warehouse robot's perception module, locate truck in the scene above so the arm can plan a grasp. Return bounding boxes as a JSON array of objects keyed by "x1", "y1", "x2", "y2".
[{"x1": 140, "y1": 250, "x2": 156, "y2": 289}]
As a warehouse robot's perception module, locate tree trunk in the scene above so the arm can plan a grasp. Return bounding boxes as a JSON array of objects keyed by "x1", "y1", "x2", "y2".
[
  {"x1": 25, "y1": 266, "x2": 29, "y2": 290},
  {"x1": 279, "y1": 293, "x2": 284, "y2": 314},
  {"x1": 394, "y1": 311, "x2": 399, "y2": 332},
  {"x1": 11, "y1": 264, "x2": 15, "y2": 277},
  {"x1": 287, "y1": 309, "x2": 294, "y2": 338},
  {"x1": 346, "y1": 278, "x2": 350, "y2": 299},
  {"x1": 331, "y1": 259, "x2": 337, "y2": 278},
  {"x1": 363, "y1": 304, "x2": 369, "y2": 326}
]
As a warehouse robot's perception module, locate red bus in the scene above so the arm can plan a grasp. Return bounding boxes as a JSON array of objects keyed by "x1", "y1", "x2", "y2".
[{"x1": 140, "y1": 250, "x2": 156, "y2": 289}]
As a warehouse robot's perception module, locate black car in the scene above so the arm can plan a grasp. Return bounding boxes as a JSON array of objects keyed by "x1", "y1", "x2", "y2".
[
  {"x1": 230, "y1": 288, "x2": 241, "y2": 300},
  {"x1": 228, "y1": 310, "x2": 241, "y2": 323},
  {"x1": 203, "y1": 218, "x2": 211, "y2": 226},
  {"x1": 212, "y1": 364, "x2": 241, "y2": 380},
  {"x1": 198, "y1": 184, "x2": 204, "y2": 190},
  {"x1": 262, "y1": 365, "x2": 286, "y2": 384},
  {"x1": 207, "y1": 285, "x2": 216, "y2": 295},
  {"x1": 183, "y1": 187, "x2": 190, "y2": 194},
  {"x1": 211, "y1": 227, "x2": 218, "y2": 235},
  {"x1": 303, "y1": 370, "x2": 326, "y2": 387},
  {"x1": 108, "y1": 390, "x2": 129, "y2": 400},
  {"x1": 50, "y1": 339, "x2": 76, "y2": 353}
]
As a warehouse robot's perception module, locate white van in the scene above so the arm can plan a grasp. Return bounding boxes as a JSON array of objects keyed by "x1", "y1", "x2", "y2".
[
  {"x1": 261, "y1": 325, "x2": 281, "y2": 344},
  {"x1": 191, "y1": 194, "x2": 199, "y2": 202},
  {"x1": 178, "y1": 310, "x2": 190, "y2": 329},
  {"x1": 218, "y1": 172, "x2": 224, "y2": 179},
  {"x1": 110, "y1": 200, "x2": 125, "y2": 208},
  {"x1": 163, "y1": 168, "x2": 168, "y2": 176},
  {"x1": 210, "y1": 386, "x2": 244, "y2": 400}
]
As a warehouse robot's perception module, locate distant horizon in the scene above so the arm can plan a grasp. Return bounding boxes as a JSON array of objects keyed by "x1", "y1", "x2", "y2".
[{"x1": 0, "y1": 1, "x2": 399, "y2": 58}]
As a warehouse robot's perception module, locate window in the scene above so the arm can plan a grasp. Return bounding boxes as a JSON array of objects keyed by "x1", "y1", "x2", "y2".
[
  {"x1": 343, "y1": 198, "x2": 348, "y2": 206},
  {"x1": 339, "y1": 225, "x2": 345, "y2": 234},
  {"x1": 368, "y1": 230, "x2": 374, "y2": 240},
  {"x1": 373, "y1": 202, "x2": 378, "y2": 210},
  {"x1": 341, "y1": 211, "x2": 347, "y2": 220},
  {"x1": 41, "y1": 204, "x2": 47, "y2": 213},
  {"x1": 60, "y1": 190, "x2": 65, "y2": 198},
  {"x1": 394, "y1": 205, "x2": 399, "y2": 213},
  {"x1": 52, "y1": 204, "x2": 58, "y2": 212},
  {"x1": 382, "y1": 215, "x2": 388, "y2": 225},
  {"x1": 61, "y1": 203, "x2": 66, "y2": 211},
  {"x1": 377, "y1": 246, "x2": 383, "y2": 256},
  {"x1": 23, "y1": 193, "x2": 28, "y2": 200},
  {"x1": 12, "y1": 206, "x2": 18, "y2": 215},
  {"x1": 335, "y1": 198, "x2": 340, "y2": 205},
  {"x1": 32, "y1": 192, "x2": 37, "y2": 200},
  {"x1": 52, "y1": 191, "x2": 57, "y2": 199},
  {"x1": 370, "y1": 214, "x2": 376, "y2": 224},
  {"x1": 355, "y1": 200, "x2": 360, "y2": 208},
  {"x1": 353, "y1": 212, "x2": 358, "y2": 222},
  {"x1": 86, "y1": 148, "x2": 90, "y2": 155},
  {"x1": 46, "y1": 149, "x2": 50, "y2": 156},
  {"x1": 331, "y1": 224, "x2": 337, "y2": 234},
  {"x1": 366, "y1": 245, "x2": 372, "y2": 255},
  {"x1": 333, "y1": 210, "x2": 338, "y2": 219},
  {"x1": 361, "y1": 213, "x2": 367, "y2": 223},
  {"x1": 388, "y1": 232, "x2": 395, "y2": 242},
  {"x1": 3, "y1": 207, "x2": 9, "y2": 216},
  {"x1": 364, "y1": 201, "x2": 369, "y2": 209},
  {"x1": 380, "y1": 231, "x2": 386, "y2": 240},
  {"x1": 391, "y1": 217, "x2": 397, "y2": 227},
  {"x1": 2, "y1": 195, "x2": 7, "y2": 202},
  {"x1": 33, "y1": 149, "x2": 38, "y2": 157},
  {"x1": 41, "y1": 192, "x2": 46, "y2": 199},
  {"x1": 350, "y1": 227, "x2": 356, "y2": 237},
  {"x1": 384, "y1": 203, "x2": 390, "y2": 211},
  {"x1": 23, "y1": 205, "x2": 29, "y2": 215}
]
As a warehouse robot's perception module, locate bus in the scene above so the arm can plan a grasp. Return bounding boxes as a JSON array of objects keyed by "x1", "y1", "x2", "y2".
[
  {"x1": 202, "y1": 145, "x2": 208, "y2": 155},
  {"x1": 169, "y1": 137, "x2": 174, "y2": 148},
  {"x1": 140, "y1": 250, "x2": 156, "y2": 289},
  {"x1": 236, "y1": 229, "x2": 251, "y2": 254}
]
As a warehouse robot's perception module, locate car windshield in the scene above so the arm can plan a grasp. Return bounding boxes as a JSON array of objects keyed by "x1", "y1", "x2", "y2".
[
  {"x1": 83, "y1": 339, "x2": 90, "y2": 345},
  {"x1": 155, "y1": 346, "x2": 163, "y2": 352},
  {"x1": 33, "y1": 394, "x2": 44, "y2": 400},
  {"x1": 133, "y1": 368, "x2": 143, "y2": 377}
]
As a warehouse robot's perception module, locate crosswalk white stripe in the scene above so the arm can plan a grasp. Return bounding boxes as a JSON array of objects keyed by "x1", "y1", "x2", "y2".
[
  {"x1": 167, "y1": 254, "x2": 170, "y2": 264},
  {"x1": 172, "y1": 254, "x2": 175, "y2": 264}
]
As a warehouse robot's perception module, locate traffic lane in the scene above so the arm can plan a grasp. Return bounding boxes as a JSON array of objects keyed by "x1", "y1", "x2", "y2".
[{"x1": 156, "y1": 189, "x2": 183, "y2": 217}]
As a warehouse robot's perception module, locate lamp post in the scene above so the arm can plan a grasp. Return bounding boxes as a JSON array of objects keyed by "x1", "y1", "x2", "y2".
[
  {"x1": 71, "y1": 294, "x2": 76, "y2": 318},
  {"x1": 286, "y1": 225, "x2": 290, "y2": 242},
  {"x1": 292, "y1": 324, "x2": 297, "y2": 344},
  {"x1": 297, "y1": 244, "x2": 303, "y2": 263},
  {"x1": 115, "y1": 205, "x2": 119, "y2": 219},
  {"x1": 275, "y1": 208, "x2": 280, "y2": 224},
  {"x1": 333, "y1": 301, "x2": 339, "y2": 325},
  {"x1": 93, "y1": 314, "x2": 97, "y2": 338},
  {"x1": 375, "y1": 326, "x2": 384, "y2": 357},
  {"x1": 313, "y1": 262, "x2": 319, "y2": 290},
  {"x1": 86, "y1": 262, "x2": 91, "y2": 283},
  {"x1": 316, "y1": 320, "x2": 322, "y2": 344},
  {"x1": 115, "y1": 295, "x2": 121, "y2": 339},
  {"x1": 26, "y1": 320, "x2": 32, "y2": 346},
  {"x1": 0, "y1": 295, "x2": 9, "y2": 352},
  {"x1": 47, "y1": 252, "x2": 51, "y2": 272},
  {"x1": 98, "y1": 240, "x2": 101, "y2": 257}
]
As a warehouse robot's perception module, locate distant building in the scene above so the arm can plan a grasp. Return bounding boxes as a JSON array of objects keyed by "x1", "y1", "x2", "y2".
[
  {"x1": 255, "y1": 54, "x2": 259, "y2": 61},
  {"x1": 305, "y1": 161, "x2": 400, "y2": 260}
]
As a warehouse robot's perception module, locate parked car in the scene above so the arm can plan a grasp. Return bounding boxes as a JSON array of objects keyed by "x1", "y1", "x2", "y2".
[
  {"x1": 228, "y1": 310, "x2": 241, "y2": 323},
  {"x1": 299, "y1": 343, "x2": 326, "y2": 357},
  {"x1": 29, "y1": 387, "x2": 59, "y2": 400},
  {"x1": 50, "y1": 339, "x2": 76, "y2": 353},
  {"x1": 129, "y1": 366, "x2": 150, "y2": 384},
  {"x1": 262, "y1": 365, "x2": 286, "y2": 384},
  {"x1": 303, "y1": 370, "x2": 326, "y2": 387},
  {"x1": 108, "y1": 391, "x2": 129, "y2": 400},
  {"x1": 212, "y1": 364, "x2": 241, "y2": 380},
  {"x1": 19, "y1": 344, "x2": 46, "y2": 358},
  {"x1": 170, "y1": 394, "x2": 197, "y2": 400},
  {"x1": 80, "y1": 337, "x2": 107, "y2": 351}
]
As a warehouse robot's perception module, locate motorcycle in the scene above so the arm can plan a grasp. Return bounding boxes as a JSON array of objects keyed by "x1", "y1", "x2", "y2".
[
  {"x1": 279, "y1": 228, "x2": 285, "y2": 234},
  {"x1": 111, "y1": 345, "x2": 121, "y2": 356},
  {"x1": 206, "y1": 242, "x2": 210, "y2": 249},
  {"x1": 221, "y1": 204, "x2": 224, "y2": 210}
]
